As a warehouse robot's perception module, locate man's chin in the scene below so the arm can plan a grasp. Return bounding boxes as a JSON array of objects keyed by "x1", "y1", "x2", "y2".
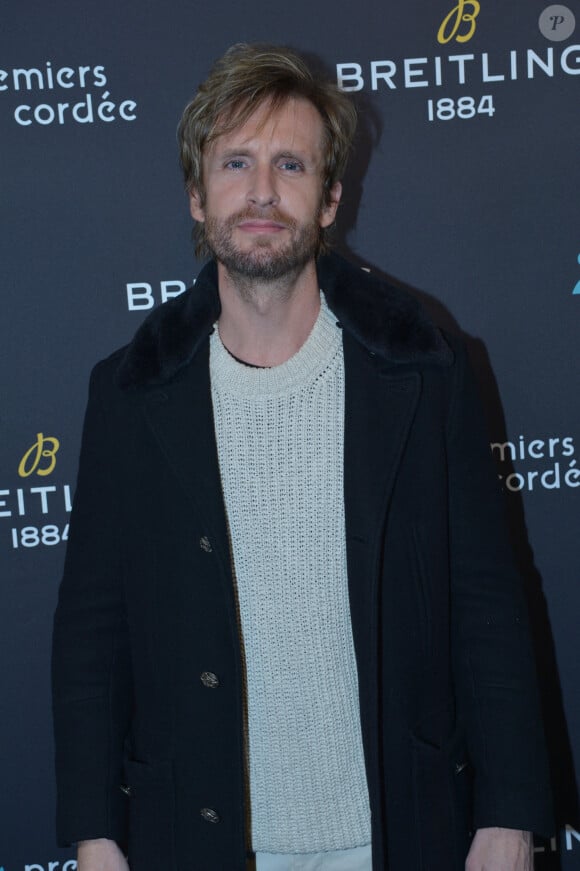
[
  {"x1": 226, "y1": 259, "x2": 300, "y2": 282},
  {"x1": 215, "y1": 247, "x2": 314, "y2": 282}
]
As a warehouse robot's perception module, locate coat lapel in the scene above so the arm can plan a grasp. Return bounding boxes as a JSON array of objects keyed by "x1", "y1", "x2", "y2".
[
  {"x1": 140, "y1": 338, "x2": 232, "y2": 581},
  {"x1": 343, "y1": 331, "x2": 421, "y2": 680}
]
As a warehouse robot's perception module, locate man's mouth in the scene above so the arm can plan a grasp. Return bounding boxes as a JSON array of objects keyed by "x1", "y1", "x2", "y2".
[{"x1": 237, "y1": 219, "x2": 287, "y2": 234}]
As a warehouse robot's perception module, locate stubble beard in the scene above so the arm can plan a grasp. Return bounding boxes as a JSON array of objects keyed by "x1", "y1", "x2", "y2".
[{"x1": 204, "y1": 207, "x2": 322, "y2": 301}]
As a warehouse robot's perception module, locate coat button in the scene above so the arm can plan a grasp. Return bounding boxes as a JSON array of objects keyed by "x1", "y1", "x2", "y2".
[
  {"x1": 119, "y1": 783, "x2": 133, "y2": 796},
  {"x1": 200, "y1": 671, "x2": 220, "y2": 688},
  {"x1": 199, "y1": 535, "x2": 212, "y2": 553},
  {"x1": 200, "y1": 807, "x2": 220, "y2": 824}
]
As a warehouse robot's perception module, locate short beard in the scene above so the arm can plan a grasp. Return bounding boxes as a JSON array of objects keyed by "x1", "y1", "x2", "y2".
[{"x1": 204, "y1": 206, "x2": 321, "y2": 297}]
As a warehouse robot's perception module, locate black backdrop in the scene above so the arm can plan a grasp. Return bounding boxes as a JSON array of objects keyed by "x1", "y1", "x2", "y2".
[{"x1": 1, "y1": 1, "x2": 579, "y2": 868}]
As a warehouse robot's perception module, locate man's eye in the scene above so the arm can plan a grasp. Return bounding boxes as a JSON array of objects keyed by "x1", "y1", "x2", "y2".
[
  {"x1": 280, "y1": 161, "x2": 302, "y2": 172},
  {"x1": 226, "y1": 159, "x2": 245, "y2": 170}
]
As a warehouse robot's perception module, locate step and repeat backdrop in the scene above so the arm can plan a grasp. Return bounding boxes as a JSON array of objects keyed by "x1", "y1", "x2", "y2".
[{"x1": 1, "y1": 0, "x2": 578, "y2": 868}]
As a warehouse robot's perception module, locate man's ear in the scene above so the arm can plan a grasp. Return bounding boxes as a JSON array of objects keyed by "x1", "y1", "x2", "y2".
[
  {"x1": 319, "y1": 181, "x2": 342, "y2": 229},
  {"x1": 189, "y1": 188, "x2": 205, "y2": 223}
]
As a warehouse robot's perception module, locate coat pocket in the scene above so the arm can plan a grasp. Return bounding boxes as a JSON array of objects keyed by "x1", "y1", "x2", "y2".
[
  {"x1": 411, "y1": 731, "x2": 473, "y2": 871},
  {"x1": 124, "y1": 758, "x2": 177, "y2": 871}
]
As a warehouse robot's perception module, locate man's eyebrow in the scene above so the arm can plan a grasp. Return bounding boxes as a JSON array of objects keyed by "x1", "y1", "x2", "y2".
[
  {"x1": 214, "y1": 147, "x2": 253, "y2": 159},
  {"x1": 276, "y1": 149, "x2": 320, "y2": 167}
]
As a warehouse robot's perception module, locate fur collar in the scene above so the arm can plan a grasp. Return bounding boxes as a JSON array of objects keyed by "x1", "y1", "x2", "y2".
[{"x1": 117, "y1": 252, "x2": 452, "y2": 388}]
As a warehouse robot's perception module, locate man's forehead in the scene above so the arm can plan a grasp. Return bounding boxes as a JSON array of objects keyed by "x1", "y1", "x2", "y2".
[{"x1": 208, "y1": 96, "x2": 325, "y2": 155}]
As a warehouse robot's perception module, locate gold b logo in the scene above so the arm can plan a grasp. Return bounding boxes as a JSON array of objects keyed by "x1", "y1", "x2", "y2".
[
  {"x1": 18, "y1": 433, "x2": 60, "y2": 477},
  {"x1": 437, "y1": 0, "x2": 481, "y2": 44}
]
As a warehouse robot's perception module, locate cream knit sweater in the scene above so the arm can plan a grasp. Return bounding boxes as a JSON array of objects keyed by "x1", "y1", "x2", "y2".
[{"x1": 209, "y1": 296, "x2": 371, "y2": 854}]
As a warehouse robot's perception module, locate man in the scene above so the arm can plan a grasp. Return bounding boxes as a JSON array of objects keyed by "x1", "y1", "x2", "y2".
[{"x1": 52, "y1": 44, "x2": 552, "y2": 871}]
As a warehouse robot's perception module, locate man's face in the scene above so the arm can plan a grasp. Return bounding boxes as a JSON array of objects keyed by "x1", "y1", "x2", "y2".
[{"x1": 189, "y1": 97, "x2": 341, "y2": 281}]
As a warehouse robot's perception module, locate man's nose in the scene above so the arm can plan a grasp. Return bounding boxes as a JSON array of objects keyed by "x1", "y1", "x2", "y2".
[{"x1": 247, "y1": 164, "x2": 279, "y2": 207}]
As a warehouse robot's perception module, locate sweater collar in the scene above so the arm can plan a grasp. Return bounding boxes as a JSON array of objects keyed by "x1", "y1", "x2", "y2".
[{"x1": 117, "y1": 252, "x2": 452, "y2": 389}]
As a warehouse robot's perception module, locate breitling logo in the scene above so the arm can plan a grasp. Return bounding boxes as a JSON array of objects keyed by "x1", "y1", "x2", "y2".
[
  {"x1": 18, "y1": 433, "x2": 60, "y2": 478},
  {"x1": 437, "y1": 0, "x2": 481, "y2": 45}
]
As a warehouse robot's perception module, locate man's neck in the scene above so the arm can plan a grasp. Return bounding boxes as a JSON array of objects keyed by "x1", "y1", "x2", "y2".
[{"x1": 216, "y1": 260, "x2": 321, "y2": 367}]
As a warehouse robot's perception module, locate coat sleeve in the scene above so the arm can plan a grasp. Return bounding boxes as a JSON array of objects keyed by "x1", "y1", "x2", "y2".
[
  {"x1": 445, "y1": 336, "x2": 553, "y2": 837},
  {"x1": 52, "y1": 360, "x2": 131, "y2": 848}
]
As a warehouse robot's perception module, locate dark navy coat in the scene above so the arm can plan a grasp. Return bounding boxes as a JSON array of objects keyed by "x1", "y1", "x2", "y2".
[{"x1": 52, "y1": 253, "x2": 553, "y2": 870}]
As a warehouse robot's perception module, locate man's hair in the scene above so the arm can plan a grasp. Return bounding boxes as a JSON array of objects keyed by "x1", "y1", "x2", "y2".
[{"x1": 177, "y1": 43, "x2": 357, "y2": 257}]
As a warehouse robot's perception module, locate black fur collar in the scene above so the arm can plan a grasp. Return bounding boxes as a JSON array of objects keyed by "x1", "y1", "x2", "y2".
[{"x1": 117, "y1": 252, "x2": 452, "y2": 389}]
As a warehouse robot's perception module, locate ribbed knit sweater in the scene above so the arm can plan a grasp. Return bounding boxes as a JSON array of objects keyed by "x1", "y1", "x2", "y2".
[{"x1": 209, "y1": 296, "x2": 371, "y2": 854}]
